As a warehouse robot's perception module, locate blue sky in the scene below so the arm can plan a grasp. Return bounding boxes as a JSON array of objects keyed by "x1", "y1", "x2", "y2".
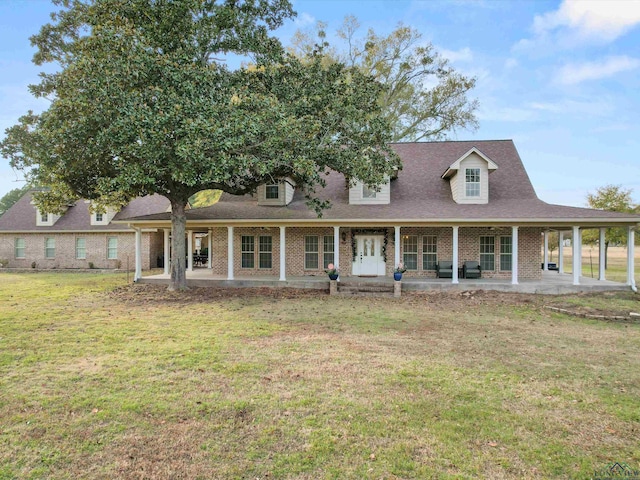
[{"x1": 1, "y1": 0, "x2": 639, "y2": 207}]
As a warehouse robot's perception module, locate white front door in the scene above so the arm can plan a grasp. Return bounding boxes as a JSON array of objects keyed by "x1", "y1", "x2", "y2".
[{"x1": 353, "y1": 235, "x2": 386, "y2": 276}]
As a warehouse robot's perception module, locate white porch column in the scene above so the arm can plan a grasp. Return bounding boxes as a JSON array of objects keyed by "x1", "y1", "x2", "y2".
[
  {"x1": 512, "y1": 226, "x2": 519, "y2": 285},
  {"x1": 279, "y1": 226, "x2": 286, "y2": 281},
  {"x1": 394, "y1": 226, "x2": 401, "y2": 267},
  {"x1": 134, "y1": 228, "x2": 142, "y2": 282},
  {"x1": 598, "y1": 228, "x2": 606, "y2": 281},
  {"x1": 187, "y1": 230, "x2": 194, "y2": 272},
  {"x1": 627, "y1": 227, "x2": 636, "y2": 289},
  {"x1": 452, "y1": 226, "x2": 459, "y2": 285},
  {"x1": 333, "y1": 226, "x2": 340, "y2": 273},
  {"x1": 558, "y1": 232, "x2": 564, "y2": 274},
  {"x1": 207, "y1": 229, "x2": 213, "y2": 269},
  {"x1": 163, "y1": 228, "x2": 170, "y2": 275},
  {"x1": 572, "y1": 226, "x2": 581, "y2": 285},
  {"x1": 543, "y1": 230, "x2": 549, "y2": 270},
  {"x1": 227, "y1": 226, "x2": 234, "y2": 280}
]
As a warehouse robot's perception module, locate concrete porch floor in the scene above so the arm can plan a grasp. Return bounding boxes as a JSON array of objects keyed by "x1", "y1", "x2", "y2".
[{"x1": 138, "y1": 269, "x2": 632, "y2": 295}]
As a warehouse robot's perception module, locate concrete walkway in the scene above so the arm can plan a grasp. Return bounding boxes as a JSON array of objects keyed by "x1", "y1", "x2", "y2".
[{"x1": 139, "y1": 269, "x2": 631, "y2": 295}]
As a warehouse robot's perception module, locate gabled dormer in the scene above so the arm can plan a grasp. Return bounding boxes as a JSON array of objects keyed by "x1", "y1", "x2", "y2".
[
  {"x1": 35, "y1": 208, "x2": 63, "y2": 227},
  {"x1": 441, "y1": 147, "x2": 498, "y2": 204},
  {"x1": 257, "y1": 178, "x2": 295, "y2": 206},
  {"x1": 349, "y1": 177, "x2": 391, "y2": 205},
  {"x1": 85, "y1": 202, "x2": 118, "y2": 225}
]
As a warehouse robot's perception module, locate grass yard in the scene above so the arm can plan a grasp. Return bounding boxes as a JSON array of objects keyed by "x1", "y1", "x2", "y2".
[{"x1": 1, "y1": 272, "x2": 639, "y2": 479}]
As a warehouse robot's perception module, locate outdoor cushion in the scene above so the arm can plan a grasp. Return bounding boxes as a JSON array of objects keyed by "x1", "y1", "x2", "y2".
[
  {"x1": 463, "y1": 261, "x2": 481, "y2": 279},
  {"x1": 436, "y1": 260, "x2": 453, "y2": 278}
]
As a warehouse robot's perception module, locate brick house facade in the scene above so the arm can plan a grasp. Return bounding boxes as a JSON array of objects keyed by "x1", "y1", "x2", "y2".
[
  {"x1": 121, "y1": 141, "x2": 639, "y2": 287},
  {"x1": 0, "y1": 193, "x2": 168, "y2": 270},
  {"x1": 2, "y1": 141, "x2": 638, "y2": 287}
]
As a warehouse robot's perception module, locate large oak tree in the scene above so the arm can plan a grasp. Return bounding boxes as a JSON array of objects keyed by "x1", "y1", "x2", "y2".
[{"x1": 1, "y1": 0, "x2": 399, "y2": 290}]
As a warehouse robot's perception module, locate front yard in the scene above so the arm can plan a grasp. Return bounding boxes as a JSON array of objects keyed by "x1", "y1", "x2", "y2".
[{"x1": 1, "y1": 272, "x2": 639, "y2": 479}]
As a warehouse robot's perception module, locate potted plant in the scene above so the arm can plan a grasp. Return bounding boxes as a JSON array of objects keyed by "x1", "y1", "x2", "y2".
[
  {"x1": 394, "y1": 262, "x2": 406, "y2": 281},
  {"x1": 325, "y1": 263, "x2": 339, "y2": 280}
]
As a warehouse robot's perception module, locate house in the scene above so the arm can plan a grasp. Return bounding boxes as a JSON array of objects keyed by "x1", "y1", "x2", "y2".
[
  {"x1": 0, "y1": 191, "x2": 170, "y2": 270},
  {"x1": 116, "y1": 140, "x2": 639, "y2": 288}
]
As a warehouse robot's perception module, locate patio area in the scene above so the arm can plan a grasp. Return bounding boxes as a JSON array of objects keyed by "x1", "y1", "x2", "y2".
[{"x1": 138, "y1": 269, "x2": 631, "y2": 295}]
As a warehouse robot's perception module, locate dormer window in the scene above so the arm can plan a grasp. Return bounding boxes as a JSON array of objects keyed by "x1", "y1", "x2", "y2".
[
  {"x1": 441, "y1": 147, "x2": 498, "y2": 205},
  {"x1": 349, "y1": 178, "x2": 390, "y2": 205},
  {"x1": 362, "y1": 185, "x2": 377, "y2": 199},
  {"x1": 265, "y1": 185, "x2": 279, "y2": 200},
  {"x1": 257, "y1": 179, "x2": 295, "y2": 206},
  {"x1": 90, "y1": 205, "x2": 115, "y2": 225},
  {"x1": 465, "y1": 168, "x2": 481, "y2": 197},
  {"x1": 36, "y1": 209, "x2": 59, "y2": 226}
]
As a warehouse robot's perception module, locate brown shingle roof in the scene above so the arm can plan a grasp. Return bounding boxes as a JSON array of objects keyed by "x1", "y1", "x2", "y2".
[
  {"x1": 0, "y1": 191, "x2": 170, "y2": 232},
  {"x1": 125, "y1": 140, "x2": 640, "y2": 226}
]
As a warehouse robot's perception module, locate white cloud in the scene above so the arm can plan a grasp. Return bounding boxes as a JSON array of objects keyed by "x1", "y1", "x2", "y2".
[
  {"x1": 533, "y1": 0, "x2": 640, "y2": 42},
  {"x1": 555, "y1": 55, "x2": 640, "y2": 85},
  {"x1": 294, "y1": 12, "x2": 315, "y2": 27},
  {"x1": 514, "y1": 0, "x2": 640, "y2": 53},
  {"x1": 439, "y1": 46, "x2": 473, "y2": 63}
]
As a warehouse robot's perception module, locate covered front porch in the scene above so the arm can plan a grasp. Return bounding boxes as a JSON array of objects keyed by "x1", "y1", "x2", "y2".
[
  {"x1": 131, "y1": 223, "x2": 637, "y2": 293},
  {"x1": 138, "y1": 269, "x2": 629, "y2": 295}
]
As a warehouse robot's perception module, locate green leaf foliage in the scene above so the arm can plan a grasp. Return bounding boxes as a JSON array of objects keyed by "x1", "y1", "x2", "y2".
[
  {"x1": 0, "y1": 0, "x2": 399, "y2": 289},
  {"x1": 583, "y1": 184, "x2": 639, "y2": 251},
  {"x1": 289, "y1": 16, "x2": 479, "y2": 142}
]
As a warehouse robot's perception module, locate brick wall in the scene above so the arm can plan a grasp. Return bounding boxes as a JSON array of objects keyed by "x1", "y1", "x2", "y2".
[
  {"x1": 0, "y1": 231, "x2": 160, "y2": 270},
  {"x1": 204, "y1": 225, "x2": 542, "y2": 280}
]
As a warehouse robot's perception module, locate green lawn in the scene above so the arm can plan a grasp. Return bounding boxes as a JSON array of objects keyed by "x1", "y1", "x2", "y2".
[{"x1": 1, "y1": 272, "x2": 639, "y2": 479}]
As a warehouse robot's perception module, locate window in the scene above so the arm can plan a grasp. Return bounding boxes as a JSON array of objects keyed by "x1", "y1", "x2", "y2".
[
  {"x1": 15, "y1": 238, "x2": 25, "y2": 259},
  {"x1": 500, "y1": 236, "x2": 512, "y2": 271},
  {"x1": 76, "y1": 238, "x2": 86, "y2": 259},
  {"x1": 45, "y1": 238, "x2": 55, "y2": 259},
  {"x1": 480, "y1": 236, "x2": 495, "y2": 271},
  {"x1": 41, "y1": 212, "x2": 49, "y2": 223},
  {"x1": 362, "y1": 184, "x2": 377, "y2": 198},
  {"x1": 95, "y1": 212, "x2": 103, "y2": 222},
  {"x1": 265, "y1": 184, "x2": 279, "y2": 199},
  {"x1": 107, "y1": 237, "x2": 118, "y2": 259},
  {"x1": 323, "y1": 235, "x2": 334, "y2": 269},
  {"x1": 422, "y1": 236, "x2": 437, "y2": 270},
  {"x1": 402, "y1": 235, "x2": 418, "y2": 270},
  {"x1": 241, "y1": 235, "x2": 254, "y2": 268},
  {"x1": 465, "y1": 168, "x2": 480, "y2": 197},
  {"x1": 304, "y1": 236, "x2": 319, "y2": 269},
  {"x1": 259, "y1": 236, "x2": 272, "y2": 269}
]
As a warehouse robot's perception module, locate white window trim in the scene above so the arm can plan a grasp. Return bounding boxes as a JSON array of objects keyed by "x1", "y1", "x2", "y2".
[
  {"x1": 45, "y1": 237, "x2": 55, "y2": 259},
  {"x1": 304, "y1": 235, "x2": 319, "y2": 270},
  {"x1": 465, "y1": 168, "x2": 481, "y2": 198},
  {"x1": 15, "y1": 238, "x2": 26, "y2": 259},
  {"x1": 107, "y1": 237, "x2": 118, "y2": 260},
  {"x1": 362, "y1": 184, "x2": 377, "y2": 199},
  {"x1": 76, "y1": 237, "x2": 87, "y2": 260}
]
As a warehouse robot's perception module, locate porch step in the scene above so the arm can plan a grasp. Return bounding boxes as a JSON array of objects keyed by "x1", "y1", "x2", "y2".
[{"x1": 337, "y1": 281, "x2": 395, "y2": 296}]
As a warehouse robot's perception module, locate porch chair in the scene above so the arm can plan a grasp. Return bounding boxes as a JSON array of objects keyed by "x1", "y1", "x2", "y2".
[
  {"x1": 463, "y1": 261, "x2": 481, "y2": 279},
  {"x1": 436, "y1": 260, "x2": 453, "y2": 278}
]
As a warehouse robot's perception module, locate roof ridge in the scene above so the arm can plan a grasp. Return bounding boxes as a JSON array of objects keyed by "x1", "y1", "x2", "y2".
[{"x1": 388, "y1": 139, "x2": 513, "y2": 145}]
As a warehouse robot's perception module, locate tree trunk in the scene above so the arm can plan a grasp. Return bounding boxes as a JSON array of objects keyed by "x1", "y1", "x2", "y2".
[
  {"x1": 169, "y1": 198, "x2": 188, "y2": 291},
  {"x1": 605, "y1": 240, "x2": 609, "y2": 270}
]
